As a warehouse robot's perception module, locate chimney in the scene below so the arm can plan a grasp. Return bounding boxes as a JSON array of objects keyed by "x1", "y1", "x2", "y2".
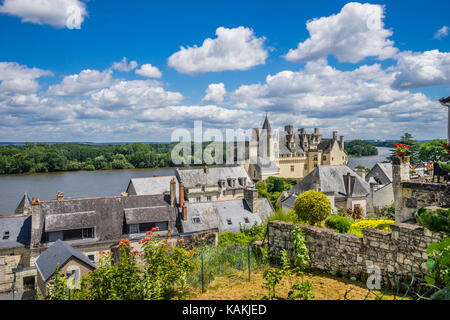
[
  {"x1": 285, "y1": 125, "x2": 293, "y2": 135},
  {"x1": 179, "y1": 182, "x2": 185, "y2": 207},
  {"x1": 57, "y1": 192, "x2": 63, "y2": 201},
  {"x1": 31, "y1": 197, "x2": 42, "y2": 248},
  {"x1": 182, "y1": 205, "x2": 187, "y2": 220},
  {"x1": 343, "y1": 173, "x2": 352, "y2": 196},
  {"x1": 204, "y1": 165, "x2": 209, "y2": 174},
  {"x1": 333, "y1": 131, "x2": 338, "y2": 141},
  {"x1": 170, "y1": 178, "x2": 176, "y2": 207},
  {"x1": 244, "y1": 188, "x2": 258, "y2": 213},
  {"x1": 313, "y1": 177, "x2": 320, "y2": 191},
  {"x1": 340, "y1": 136, "x2": 344, "y2": 150}
]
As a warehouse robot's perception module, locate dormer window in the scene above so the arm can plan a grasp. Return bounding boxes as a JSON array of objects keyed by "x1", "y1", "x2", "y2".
[
  {"x1": 238, "y1": 177, "x2": 247, "y2": 186},
  {"x1": 227, "y1": 218, "x2": 232, "y2": 225},
  {"x1": 2, "y1": 231, "x2": 9, "y2": 240},
  {"x1": 244, "y1": 217, "x2": 250, "y2": 224},
  {"x1": 192, "y1": 217, "x2": 201, "y2": 224}
]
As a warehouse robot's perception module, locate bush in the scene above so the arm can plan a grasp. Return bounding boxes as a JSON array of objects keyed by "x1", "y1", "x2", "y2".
[
  {"x1": 294, "y1": 190, "x2": 332, "y2": 226},
  {"x1": 218, "y1": 232, "x2": 251, "y2": 247},
  {"x1": 325, "y1": 215, "x2": 354, "y2": 233},
  {"x1": 415, "y1": 207, "x2": 450, "y2": 233},
  {"x1": 266, "y1": 208, "x2": 297, "y2": 223},
  {"x1": 351, "y1": 219, "x2": 394, "y2": 231}
]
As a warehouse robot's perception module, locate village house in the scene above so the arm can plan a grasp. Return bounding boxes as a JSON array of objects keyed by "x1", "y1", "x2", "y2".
[
  {"x1": 365, "y1": 163, "x2": 395, "y2": 210},
  {"x1": 245, "y1": 115, "x2": 348, "y2": 181},
  {"x1": 35, "y1": 239, "x2": 96, "y2": 297},
  {"x1": 280, "y1": 165, "x2": 370, "y2": 214}
]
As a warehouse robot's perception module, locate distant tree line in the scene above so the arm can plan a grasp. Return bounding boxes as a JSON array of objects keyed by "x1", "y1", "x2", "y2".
[
  {"x1": 0, "y1": 142, "x2": 230, "y2": 174},
  {"x1": 344, "y1": 140, "x2": 378, "y2": 157}
]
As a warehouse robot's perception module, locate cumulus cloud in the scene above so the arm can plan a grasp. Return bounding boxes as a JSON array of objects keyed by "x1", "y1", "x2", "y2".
[
  {"x1": 230, "y1": 58, "x2": 446, "y2": 139},
  {"x1": 0, "y1": 0, "x2": 87, "y2": 29},
  {"x1": 0, "y1": 62, "x2": 52, "y2": 94},
  {"x1": 89, "y1": 80, "x2": 183, "y2": 110},
  {"x1": 434, "y1": 26, "x2": 449, "y2": 39},
  {"x1": 47, "y1": 69, "x2": 113, "y2": 96},
  {"x1": 202, "y1": 83, "x2": 226, "y2": 104},
  {"x1": 135, "y1": 64, "x2": 162, "y2": 78},
  {"x1": 392, "y1": 50, "x2": 450, "y2": 89},
  {"x1": 285, "y1": 2, "x2": 398, "y2": 63},
  {"x1": 168, "y1": 26, "x2": 268, "y2": 74},
  {"x1": 111, "y1": 57, "x2": 138, "y2": 72}
]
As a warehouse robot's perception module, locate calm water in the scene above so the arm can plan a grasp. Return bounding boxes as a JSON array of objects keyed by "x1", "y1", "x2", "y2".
[
  {"x1": 0, "y1": 147, "x2": 392, "y2": 216},
  {"x1": 347, "y1": 147, "x2": 393, "y2": 169},
  {"x1": 0, "y1": 168, "x2": 175, "y2": 215}
]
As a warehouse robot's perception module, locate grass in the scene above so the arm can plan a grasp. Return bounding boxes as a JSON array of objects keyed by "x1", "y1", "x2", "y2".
[{"x1": 185, "y1": 269, "x2": 404, "y2": 300}]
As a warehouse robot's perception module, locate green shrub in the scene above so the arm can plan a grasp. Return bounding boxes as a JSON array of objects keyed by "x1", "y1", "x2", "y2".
[
  {"x1": 294, "y1": 190, "x2": 332, "y2": 226},
  {"x1": 415, "y1": 207, "x2": 450, "y2": 233},
  {"x1": 217, "y1": 232, "x2": 251, "y2": 247},
  {"x1": 266, "y1": 208, "x2": 297, "y2": 223},
  {"x1": 325, "y1": 215, "x2": 354, "y2": 233}
]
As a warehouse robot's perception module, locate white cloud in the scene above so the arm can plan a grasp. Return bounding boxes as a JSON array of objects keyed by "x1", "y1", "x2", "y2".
[
  {"x1": 285, "y1": 2, "x2": 398, "y2": 63},
  {"x1": 230, "y1": 58, "x2": 446, "y2": 139},
  {"x1": 47, "y1": 69, "x2": 113, "y2": 96},
  {"x1": 434, "y1": 25, "x2": 449, "y2": 39},
  {"x1": 0, "y1": 0, "x2": 87, "y2": 29},
  {"x1": 202, "y1": 83, "x2": 226, "y2": 104},
  {"x1": 392, "y1": 50, "x2": 450, "y2": 89},
  {"x1": 0, "y1": 62, "x2": 52, "y2": 94},
  {"x1": 135, "y1": 64, "x2": 162, "y2": 78},
  {"x1": 111, "y1": 57, "x2": 138, "y2": 72},
  {"x1": 168, "y1": 26, "x2": 268, "y2": 75},
  {"x1": 89, "y1": 80, "x2": 183, "y2": 110}
]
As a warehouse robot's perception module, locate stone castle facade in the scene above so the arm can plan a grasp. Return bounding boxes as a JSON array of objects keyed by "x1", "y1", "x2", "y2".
[{"x1": 245, "y1": 115, "x2": 348, "y2": 181}]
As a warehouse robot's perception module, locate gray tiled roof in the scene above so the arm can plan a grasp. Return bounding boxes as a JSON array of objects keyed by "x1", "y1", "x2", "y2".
[
  {"x1": 176, "y1": 166, "x2": 253, "y2": 188},
  {"x1": 289, "y1": 165, "x2": 370, "y2": 198},
  {"x1": 35, "y1": 239, "x2": 97, "y2": 282},
  {"x1": 124, "y1": 206, "x2": 173, "y2": 224},
  {"x1": 31, "y1": 194, "x2": 178, "y2": 247},
  {"x1": 366, "y1": 163, "x2": 393, "y2": 185},
  {"x1": 0, "y1": 215, "x2": 31, "y2": 249},
  {"x1": 181, "y1": 198, "x2": 273, "y2": 234},
  {"x1": 249, "y1": 156, "x2": 279, "y2": 170},
  {"x1": 15, "y1": 192, "x2": 31, "y2": 215},
  {"x1": 127, "y1": 176, "x2": 179, "y2": 196}
]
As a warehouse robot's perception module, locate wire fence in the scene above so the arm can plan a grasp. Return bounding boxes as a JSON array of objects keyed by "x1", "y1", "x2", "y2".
[{"x1": 187, "y1": 244, "x2": 267, "y2": 292}]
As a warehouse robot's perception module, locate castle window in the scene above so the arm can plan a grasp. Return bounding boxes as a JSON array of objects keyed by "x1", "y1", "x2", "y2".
[
  {"x1": 290, "y1": 165, "x2": 295, "y2": 172},
  {"x1": 304, "y1": 164, "x2": 307, "y2": 169},
  {"x1": 227, "y1": 218, "x2": 232, "y2": 225},
  {"x1": 314, "y1": 164, "x2": 318, "y2": 168},
  {"x1": 207, "y1": 196, "x2": 212, "y2": 201},
  {"x1": 332, "y1": 157, "x2": 334, "y2": 161},
  {"x1": 196, "y1": 197, "x2": 201, "y2": 202},
  {"x1": 314, "y1": 156, "x2": 318, "y2": 161},
  {"x1": 323, "y1": 156, "x2": 326, "y2": 160}
]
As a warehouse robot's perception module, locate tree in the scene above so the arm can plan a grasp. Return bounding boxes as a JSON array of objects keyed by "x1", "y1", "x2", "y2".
[
  {"x1": 388, "y1": 133, "x2": 421, "y2": 164},
  {"x1": 294, "y1": 190, "x2": 332, "y2": 226},
  {"x1": 345, "y1": 140, "x2": 378, "y2": 157},
  {"x1": 418, "y1": 139, "x2": 447, "y2": 162}
]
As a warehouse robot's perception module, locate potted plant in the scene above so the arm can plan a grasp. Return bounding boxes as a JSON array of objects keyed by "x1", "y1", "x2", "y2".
[
  {"x1": 394, "y1": 143, "x2": 410, "y2": 157},
  {"x1": 442, "y1": 142, "x2": 450, "y2": 155}
]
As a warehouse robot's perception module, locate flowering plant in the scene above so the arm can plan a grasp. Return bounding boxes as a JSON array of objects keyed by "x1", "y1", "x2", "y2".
[
  {"x1": 394, "y1": 143, "x2": 410, "y2": 155},
  {"x1": 443, "y1": 143, "x2": 450, "y2": 154}
]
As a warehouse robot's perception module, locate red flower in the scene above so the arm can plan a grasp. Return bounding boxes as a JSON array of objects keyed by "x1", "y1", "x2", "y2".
[
  {"x1": 99, "y1": 250, "x2": 105, "y2": 254},
  {"x1": 146, "y1": 231, "x2": 153, "y2": 236},
  {"x1": 178, "y1": 238, "x2": 185, "y2": 243}
]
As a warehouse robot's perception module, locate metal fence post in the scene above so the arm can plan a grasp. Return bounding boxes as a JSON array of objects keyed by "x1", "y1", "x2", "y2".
[
  {"x1": 248, "y1": 245, "x2": 251, "y2": 281},
  {"x1": 201, "y1": 254, "x2": 205, "y2": 293}
]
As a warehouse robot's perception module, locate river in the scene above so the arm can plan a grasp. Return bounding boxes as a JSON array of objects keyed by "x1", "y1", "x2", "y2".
[{"x1": 0, "y1": 147, "x2": 392, "y2": 216}]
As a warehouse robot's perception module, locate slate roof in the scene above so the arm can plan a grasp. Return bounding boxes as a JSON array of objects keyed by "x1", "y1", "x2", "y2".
[
  {"x1": 35, "y1": 239, "x2": 97, "y2": 282},
  {"x1": 365, "y1": 163, "x2": 393, "y2": 185},
  {"x1": 181, "y1": 198, "x2": 273, "y2": 233},
  {"x1": 249, "y1": 156, "x2": 279, "y2": 170},
  {"x1": 31, "y1": 194, "x2": 178, "y2": 247},
  {"x1": 283, "y1": 166, "x2": 369, "y2": 207},
  {"x1": 127, "y1": 175, "x2": 179, "y2": 196},
  {"x1": 262, "y1": 114, "x2": 272, "y2": 132},
  {"x1": 15, "y1": 192, "x2": 32, "y2": 215},
  {"x1": 0, "y1": 215, "x2": 31, "y2": 249},
  {"x1": 277, "y1": 132, "x2": 335, "y2": 155},
  {"x1": 176, "y1": 165, "x2": 253, "y2": 188}
]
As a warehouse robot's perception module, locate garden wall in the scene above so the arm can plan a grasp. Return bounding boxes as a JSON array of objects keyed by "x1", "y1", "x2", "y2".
[{"x1": 267, "y1": 221, "x2": 446, "y2": 289}]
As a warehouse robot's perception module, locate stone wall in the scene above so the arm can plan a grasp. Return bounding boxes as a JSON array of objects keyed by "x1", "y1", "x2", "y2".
[
  {"x1": 396, "y1": 181, "x2": 449, "y2": 222},
  {"x1": 268, "y1": 221, "x2": 445, "y2": 289}
]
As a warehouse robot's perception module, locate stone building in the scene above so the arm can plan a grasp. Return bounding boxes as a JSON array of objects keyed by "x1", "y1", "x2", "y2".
[
  {"x1": 35, "y1": 239, "x2": 96, "y2": 297},
  {"x1": 365, "y1": 163, "x2": 394, "y2": 211},
  {"x1": 280, "y1": 165, "x2": 370, "y2": 214},
  {"x1": 245, "y1": 115, "x2": 348, "y2": 181}
]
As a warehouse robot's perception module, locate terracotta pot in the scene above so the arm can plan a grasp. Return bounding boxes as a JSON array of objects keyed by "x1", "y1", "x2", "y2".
[{"x1": 396, "y1": 151, "x2": 407, "y2": 157}]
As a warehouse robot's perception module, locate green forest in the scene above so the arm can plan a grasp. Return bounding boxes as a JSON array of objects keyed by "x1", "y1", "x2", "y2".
[{"x1": 344, "y1": 140, "x2": 378, "y2": 156}]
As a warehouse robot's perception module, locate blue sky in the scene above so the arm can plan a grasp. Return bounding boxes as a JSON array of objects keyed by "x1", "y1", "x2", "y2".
[{"x1": 0, "y1": 0, "x2": 449, "y2": 142}]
